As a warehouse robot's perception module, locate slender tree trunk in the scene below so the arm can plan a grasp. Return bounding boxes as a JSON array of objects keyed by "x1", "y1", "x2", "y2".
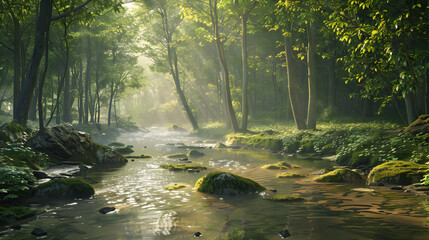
[
  {"x1": 306, "y1": 21, "x2": 317, "y2": 130},
  {"x1": 285, "y1": 34, "x2": 307, "y2": 129},
  {"x1": 78, "y1": 60, "x2": 84, "y2": 123},
  {"x1": 404, "y1": 92, "x2": 417, "y2": 124},
  {"x1": 328, "y1": 57, "x2": 336, "y2": 108},
  {"x1": 241, "y1": 13, "x2": 249, "y2": 131},
  {"x1": 38, "y1": 29, "x2": 50, "y2": 131},
  {"x1": 14, "y1": 0, "x2": 52, "y2": 126},
  {"x1": 108, "y1": 80, "x2": 114, "y2": 126},
  {"x1": 62, "y1": 23, "x2": 72, "y2": 123},
  {"x1": 84, "y1": 34, "x2": 91, "y2": 124},
  {"x1": 12, "y1": 17, "x2": 21, "y2": 121}
]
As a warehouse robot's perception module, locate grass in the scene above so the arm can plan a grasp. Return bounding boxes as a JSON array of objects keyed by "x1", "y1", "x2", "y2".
[{"x1": 263, "y1": 194, "x2": 304, "y2": 202}]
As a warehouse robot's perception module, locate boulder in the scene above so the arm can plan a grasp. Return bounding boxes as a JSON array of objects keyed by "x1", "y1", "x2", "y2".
[
  {"x1": 31, "y1": 228, "x2": 47, "y2": 237},
  {"x1": 0, "y1": 122, "x2": 27, "y2": 142},
  {"x1": 194, "y1": 171, "x2": 266, "y2": 195},
  {"x1": 187, "y1": 150, "x2": 204, "y2": 158},
  {"x1": 36, "y1": 178, "x2": 95, "y2": 199},
  {"x1": 93, "y1": 143, "x2": 128, "y2": 167},
  {"x1": 30, "y1": 124, "x2": 94, "y2": 164},
  {"x1": 366, "y1": 161, "x2": 429, "y2": 185},
  {"x1": 98, "y1": 207, "x2": 115, "y2": 214},
  {"x1": 313, "y1": 168, "x2": 363, "y2": 183}
]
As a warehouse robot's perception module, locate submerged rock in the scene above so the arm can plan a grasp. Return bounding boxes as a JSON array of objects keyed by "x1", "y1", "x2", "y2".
[
  {"x1": 279, "y1": 229, "x2": 291, "y2": 238},
  {"x1": 261, "y1": 161, "x2": 297, "y2": 170},
  {"x1": 98, "y1": 207, "x2": 115, "y2": 214},
  {"x1": 193, "y1": 232, "x2": 202, "y2": 238},
  {"x1": 187, "y1": 150, "x2": 204, "y2": 158},
  {"x1": 313, "y1": 168, "x2": 363, "y2": 183},
  {"x1": 33, "y1": 171, "x2": 50, "y2": 179},
  {"x1": 36, "y1": 178, "x2": 95, "y2": 199},
  {"x1": 31, "y1": 228, "x2": 47, "y2": 237},
  {"x1": 366, "y1": 161, "x2": 429, "y2": 185},
  {"x1": 194, "y1": 171, "x2": 266, "y2": 195}
]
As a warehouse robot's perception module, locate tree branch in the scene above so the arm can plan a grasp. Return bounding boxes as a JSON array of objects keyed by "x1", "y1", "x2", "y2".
[
  {"x1": 0, "y1": 41, "x2": 13, "y2": 52},
  {"x1": 50, "y1": 0, "x2": 92, "y2": 22}
]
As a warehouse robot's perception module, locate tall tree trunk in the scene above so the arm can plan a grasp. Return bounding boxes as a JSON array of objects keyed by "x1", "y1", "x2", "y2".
[
  {"x1": 78, "y1": 60, "x2": 84, "y2": 123},
  {"x1": 241, "y1": 12, "x2": 249, "y2": 131},
  {"x1": 404, "y1": 92, "x2": 417, "y2": 124},
  {"x1": 84, "y1": 34, "x2": 91, "y2": 124},
  {"x1": 38, "y1": 29, "x2": 50, "y2": 131},
  {"x1": 12, "y1": 16, "x2": 21, "y2": 121},
  {"x1": 62, "y1": 23, "x2": 72, "y2": 123},
  {"x1": 108, "y1": 80, "x2": 114, "y2": 126},
  {"x1": 306, "y1": 21, "x2": 317, "y2": 130},
  {"x1": 285, "y1": 34, "x2": 307, "y2": 129},
  {"x1": 328, "y1": 57, "x2": 336, "y2": 108},
  {"x1": 14, "y1": 0, "x2": 52, "y2": 126},
  {"x1": 211, "y1": 0, "x2": 239, "y2": 132}
]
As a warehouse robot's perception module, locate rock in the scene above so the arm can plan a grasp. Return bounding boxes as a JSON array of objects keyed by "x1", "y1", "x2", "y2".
[
  {"x1": 31, "y1": 228, "x2": 47, "y2": 237},
  {"x1": 98, "y1": 207, "x2": 115, "y2": 214},
  {"x1": 194, "y1": 171, "x2": 266, "y2": 195},
  {"x1": 269, "y1": 189, "x2": 277, "y2": 193},
  {"x1": 94, "y1": 143, "x2": 128, "y2": 167},
  {"x1": 391, "y1": 186, "x2": 403, "y2": 190},
  {"x1": 313, "y1": 168, "x2": 363, "y2": 183},
  {"x1": 114, "y1": 147, "x2": 134, "y2": 155},
  {"x1": 127, "y1": 145, "x2": 134, "y2": 148},
  {"x1": 29, "y1": 123, "x2": 94, "y2": 164},
  {"x1": 10, "y1": 224, "x2": 22, "y2": 230},
  {"x1": 36, "y1": 178, "x2": 95, "y2": 199},
  {"x1": 193, "y1": 232, "x2": 202, "y2": 238},
  {"x1": 368, "y1": 181, "x2": 384, "y2": 186},
  {"x1": 167, "y1": 153, "x2": 188, "y2": 159},
  {"x1": 33, "y1": 171, "x2": 50, "y2": 179},
  {"x1": 366, "y1": 161, "x2": 429, "y2": 185},
  {"x1": 279, "y1": 229, "x2": 291, "y2": 238},
  {"x1": 167, "y1": 124, "x2": 187, "y2": 132},
  {"x1": 187, "y1": 150, "x2": 204, "y2": 158},
  {"x1": 214, "y1": 143, "x2": 227, "y2": 148},
  {"x1": 0, "y1": 122, "x2": 27, "y2": 142}
]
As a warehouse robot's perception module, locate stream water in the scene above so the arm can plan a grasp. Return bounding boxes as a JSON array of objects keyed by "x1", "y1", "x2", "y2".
[{"x1": 2, "y1": 128, "x2": 429, "y2": 239}]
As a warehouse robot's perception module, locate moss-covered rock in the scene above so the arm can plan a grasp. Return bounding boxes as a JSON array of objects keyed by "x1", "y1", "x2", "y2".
[
  {"x1": 402, "y1": 114, "x2": 429, "y2": 134},
  {"x1": 163, "y1": 184, "x2": 187, "y2": 190},
  {"x1": 93, "y1": 143, "x2": 128, "y2": 167},
  {"x1": 226, "y1": 132, "x2": 283, "y2": 151},
  {"x1": 166, "y1": 153, "x2": 188, "y2": 159},
  {"x1": 36, "y1": 178, "x2": 95, "y2": 199},
  {"x1": 0, "y1": 206, "x2": 39, "y2": 226},
  {"x1": 313, "y1": 168, "x2": 363, "y2": 183},
  {"x1": 283, "y1": 140, "x2": 300, "y2": 153},
  {"x1": 214, "y1": 143, "x2": 227, "y2": 148},
  {"x1": 321, "y1": 143, "x2": 336, "y2": 155},
  {"x1": 114, "y1": 147, "x2": 134, "y2": 155},
  {"x1": 277, "y1": 172, "x2": 306, "y2": 178},
  {"x1": 299, "y1": 140, "x2": 314, "y2": 153},
  {"x1": 263, "y1": 194, "x2": 304, "y2": 202},
  {"x1": 187, "y1": 150, "x2": 204, "y2": 158},
  {"x1": 261, "y1": 161, "x2": 297, "y2": 170},
  {"x1": 160, "y1": 164, "x2": 207, "y2": 171},
  {"x1": 194, "y1": 171, "x2": 265, "y2": 195},
  {"x1": 108, "y1": 142, "x2": 125, "y2": 148},
  {"x1": 125, "y1": 154, "x2": 152, "y2": 159},
  {"x1": 366, "y1": 161, "x2": 429, "y2": 185}
]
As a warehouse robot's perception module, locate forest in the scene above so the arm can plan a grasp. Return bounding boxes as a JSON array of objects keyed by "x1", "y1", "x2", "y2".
[{"x1": 1, "y1": 0, "x2": 429, "y2": 239}]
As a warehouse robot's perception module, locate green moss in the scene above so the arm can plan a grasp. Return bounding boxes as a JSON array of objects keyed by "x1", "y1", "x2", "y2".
[
  {"x1": 163, "y1": 184, "x2": 187, "y2": 190},
  {"x1": 225, "y1": 230, "x2": 246, "y2": 240},
  {"x1": 214, "y1": 143, "x2": 227, "y2": 148},
  {"x1": 166, "y1": 153, "x2": 188, "y2": 158},
  {"x1": 349, "y1": 150, "x2": 371, "y2": 167},
  {"x1": 299, "y1": 140, "x2": 314, "y2": 153},
  {"x1": 0, "y1": 145, "x2": 49, "y2": 169},
  {"x1": 264, "y1": 194, "x2": 304, "y2": 202},
  {"x1": 367, "y1": 161, "x2": 429, "y2": 185},
  {"x1": 108, "y1": 142, "x2": 125, "y2": 147},
  {"x1": 261, "y1": 161, "x2": 297, "y2": 170},
  {"x1": 283, "y1": 140, "x2": 300, "y2": 153},
  {"x1": 313, "y1": 168, "x2": 363, "y2": 183},
  {"x1": 0, "y1": 131, "x2": 10, "y2": 143},
  {"x1": 321, "y1": 143, "x2": 336, "y2": 155},
  {"x1": 277, "y1": 172, "x2": 306, "y2": 178},
  {"x1": 226, "y1": 132, "x2": 283, "y2": 151},
  {"x1": 194, "y1": 171, "x2": 266, "y2": 194},
  {"x1": 0, "y1": 206, "x2": 39, "y2": 225},
  {"x1": 5, "y1": 122, "x2": 25, "y2": 134},
  {"x1": 37, "y1": 178, "x2": 95, "y2": 199},
  {"x1": 114, "y1": 147, "x2": 134, "y2": 155},
  {"x1": 160, "y1": 164, "x2": 207, "y2": 171},
  {"x1": 125, "y1": 154, "x2": 152, "y2": 159}
]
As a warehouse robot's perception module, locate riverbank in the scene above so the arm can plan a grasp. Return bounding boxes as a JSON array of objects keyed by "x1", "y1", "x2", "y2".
[{"x1": 201, "y1": 118, "x2": 429, "y2": 187}]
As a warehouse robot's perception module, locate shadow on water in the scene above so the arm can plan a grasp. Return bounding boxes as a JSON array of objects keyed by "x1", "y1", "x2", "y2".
[{"x1": 2, "y1": 128, "x2": 429, "y2": 239}]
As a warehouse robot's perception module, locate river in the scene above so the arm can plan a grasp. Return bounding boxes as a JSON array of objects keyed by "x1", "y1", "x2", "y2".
[{"x1": 2, "y1": 128, "x2": 429, "y2": 239}]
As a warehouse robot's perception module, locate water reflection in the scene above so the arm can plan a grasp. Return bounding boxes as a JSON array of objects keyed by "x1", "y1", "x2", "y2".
[{"x1": 2, "y1": 128, "x2": 429, "y2": 239}]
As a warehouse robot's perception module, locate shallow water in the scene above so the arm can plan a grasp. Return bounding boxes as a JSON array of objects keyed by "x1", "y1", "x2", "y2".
[{"x1": 2, "y1": 128, "x2": 429, "y2": 239}]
